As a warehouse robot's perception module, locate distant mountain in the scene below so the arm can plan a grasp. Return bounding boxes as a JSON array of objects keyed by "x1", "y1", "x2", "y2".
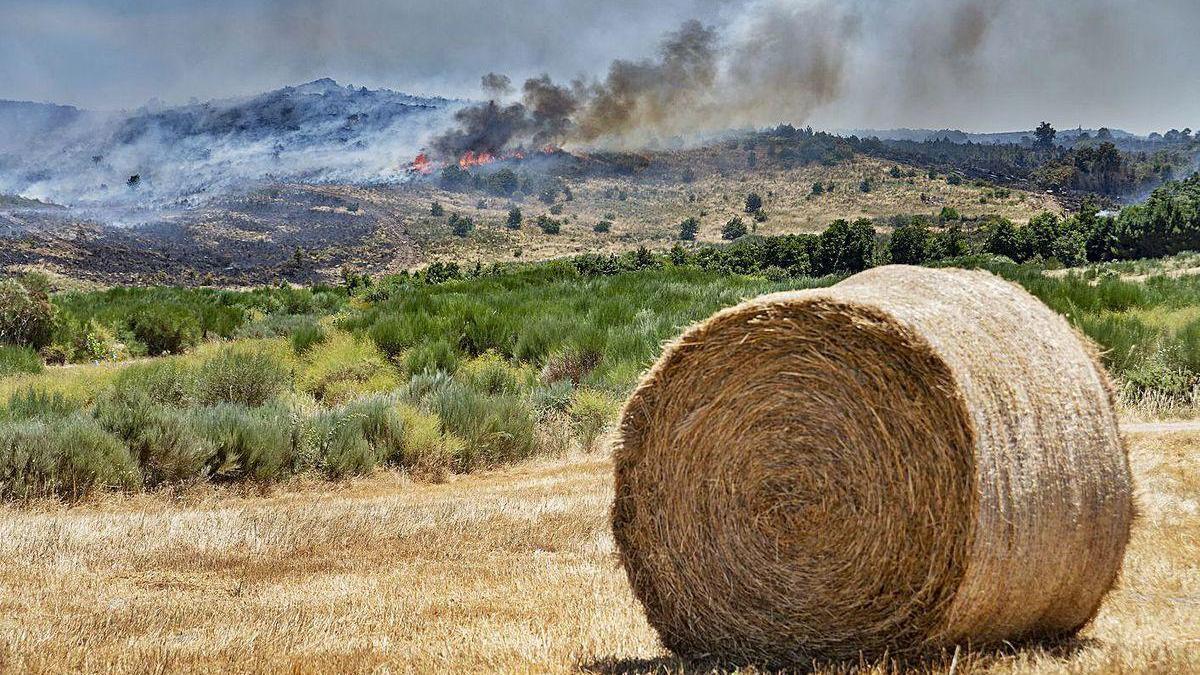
[
  {"x1": 839, "y1": 127, "x2": 1142, "y2": 144},
  {"x1": 0, "y1": 79, "x2": 458, "y2": 212}
]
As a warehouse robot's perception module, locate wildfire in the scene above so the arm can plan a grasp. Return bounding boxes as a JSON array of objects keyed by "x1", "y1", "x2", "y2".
[
  {"x1": 407, "y1": 146, "x2": 557, "y2": 177},
  {"x1": 458, "y1": 151, "x2": 496, "y2": 169},
  {"x1": 408, "y1": 153, "x2": 433, "y2": 175}
]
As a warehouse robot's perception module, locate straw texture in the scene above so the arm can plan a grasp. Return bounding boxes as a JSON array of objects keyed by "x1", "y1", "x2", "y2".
[{"x1": 612, "y1": 265, "x2": 1132, "y2": 664}]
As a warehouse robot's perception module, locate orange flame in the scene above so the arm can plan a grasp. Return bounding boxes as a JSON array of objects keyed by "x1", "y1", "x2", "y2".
[
  {"x1": 408, "y1": 153, "x2": 433, "y2": 175},
  {"x1": 458, "y1": 151, "x2": 496, "y2": 169}
]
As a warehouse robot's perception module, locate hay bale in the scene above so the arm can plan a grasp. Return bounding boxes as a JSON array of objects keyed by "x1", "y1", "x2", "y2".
[{"x1": 612, "y1": 265, "x2": 1132, "y2": 664}]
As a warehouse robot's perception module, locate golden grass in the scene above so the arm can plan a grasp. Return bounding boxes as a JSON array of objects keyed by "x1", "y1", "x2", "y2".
[
  {"x1": 328, "y1": 156, "x2": 1060, "y2": 271},
  {"x1": 0, "y1": 430, "x2": 1196, "y2": 673}
]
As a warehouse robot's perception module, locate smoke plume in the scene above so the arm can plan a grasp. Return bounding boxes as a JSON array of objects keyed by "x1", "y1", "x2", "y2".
[{"x1": 430, "y1": 0, "x2": 1200, "y2": 156}]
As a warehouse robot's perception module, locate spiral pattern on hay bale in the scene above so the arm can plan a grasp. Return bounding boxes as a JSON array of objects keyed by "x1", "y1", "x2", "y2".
[{"x1": 612, "y1": 265, "x2": 1132, "y2": 664}]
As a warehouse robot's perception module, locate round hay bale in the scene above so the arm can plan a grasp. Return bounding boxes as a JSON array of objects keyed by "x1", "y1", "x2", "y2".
[{"x1": 612, "y1": 265, "x2": 1132, "y2": 664}]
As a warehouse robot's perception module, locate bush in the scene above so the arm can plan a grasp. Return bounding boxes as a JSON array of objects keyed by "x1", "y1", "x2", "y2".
[
  {"x1": 2, "y1": 387, "x2": 78, "y2": 420},
  {"x1": 76, "y1": 319, "x2": 118, "y2": 361},
  {"x1": 679, "y1": 217, "x2": 699, "y2": 241},
  {"x1": 0, "y1": 277, "x2": 54, "y2": 349},
  {"x1": 744, "y1": 193, "x2": 763, "y2": 214},
  {"x1": 0, "y1": 345, "x2": 43, "y2": 377},
  {"x1": 507, "y1": 206, "x2": 523, "y2": 229},
  {"x1": 290, "y1": 321, "x2": 327, "y2": 355},
  {"x1": 815, "y1": 219, "x2": 877, "y2": 275},
  {"x1": 369, "y1": 316, "x2": 420, "y2": 359},
  {"x1": 722, "y1": 217, "x2": 748, "y2": 241},
  {"x1": 191, "y1": 404, "x2": 294, "y2": 481},
  {"x1": 457, "y1": 353, "x2": 531, "y2": 395},
  {"x1": 300, "y1": 333, "x2": 398, "y2": 403},
  {"x1": 569, "y1": 389, "x2": 622, "y2": 452},
  {"x1": 537, "y1": 214, "x2": 562, "y2": 234},
  {"x1": 306, "y1": 407, "x2": 376, "y2": 479},
  {"x1": 94, "y1": 396, "x2": 211, "y2": 485},
  {"x1": 0, "y1": 415, "x2": 139, "y2": 500},
  {"x1": 394, "y1": 403, "x2": 459, "y2": 479},
  {"x1": 406, "y1": 338, "x2": 461, "y2": 376},
  {"x1": 196, "y1": 345, "x2": 292, "y2": 407},
  {"x1": 422, "y1": 382, "x2": 536, "y2": 471},
  {"x1": 450, "y1": 214, "x2": 475, "y2": 237},
  {"x1": 594, "y1": 220, "x2": 612, "y2": 234},
  {"x1": 128, "y1": 304, "x2": 202, "y2": 355},
  {"x1": 109, "y1": 359, "x2": 198, "y2": 407}
]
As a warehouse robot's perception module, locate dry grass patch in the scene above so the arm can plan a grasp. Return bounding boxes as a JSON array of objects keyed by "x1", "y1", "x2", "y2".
[{"x1": 0, "y1": 430, "x2": 1195, "y2": 673}]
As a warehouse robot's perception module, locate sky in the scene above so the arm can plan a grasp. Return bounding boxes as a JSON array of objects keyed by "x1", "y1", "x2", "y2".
[{"x1": 2, "y1": 0, "x2": 1198, "y2": 134}]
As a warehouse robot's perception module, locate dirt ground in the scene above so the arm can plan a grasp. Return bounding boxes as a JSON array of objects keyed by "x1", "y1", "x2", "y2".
[{"x1": 0, "y1": 428, "x2": 1196, "y2": 674}]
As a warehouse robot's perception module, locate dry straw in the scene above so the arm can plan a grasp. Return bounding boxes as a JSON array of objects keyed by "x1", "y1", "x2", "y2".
[{"x1": 612, "y1": 265, "x2": 1133, "y2": 665}]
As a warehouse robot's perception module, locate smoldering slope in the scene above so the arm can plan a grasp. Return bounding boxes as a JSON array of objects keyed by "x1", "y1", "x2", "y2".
[{"x1": 0, "y1": 80, "x2": 456, "y2": 217}]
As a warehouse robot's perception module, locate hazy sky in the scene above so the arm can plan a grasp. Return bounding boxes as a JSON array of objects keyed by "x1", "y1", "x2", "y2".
[{"x1": 2, "y1": 0, "x2": 1198, "y2": 134}]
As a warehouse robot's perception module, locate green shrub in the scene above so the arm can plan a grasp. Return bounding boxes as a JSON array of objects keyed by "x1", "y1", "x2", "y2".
[
  {"x1": 569, "y1": 389, "x2": 622, "y2": 451},
  {"x1": 2, "y1": 387, "x2": 79, "y2": 420},
  {"x1": 0, "y1": 345, "x2": 43, "y2": 377},
  {"x1": 394, "y1": 403, "x2": 460, "y2": 479},
  {"x1": 196, "y1": 345, "x2": 292, "y2": 407},
  {"x1": 0, "y1": 415, "x2": 139, "y2": 500},
  {"x1": 191, "y1": 404, "x2": 294, "y2": 482},
  {"x1": 369, "y1": 316, "x2": 418, "y2": 359},
  {"x1": 290, "y1": 321, "x2": 327, "y2": 355},
  {"x1": 300, "y1": 333, "x2": 398, "y2": 403},
  {"x1": 128, "y1": 304, "x2": 202, "y2": 355},
  {"x1": 0, "y1": 277, "x2": 55, "y2": 349},
  {"x1": 306, "y1": 407, "x2": 376, "y2": 479},
  {"x1": 457, "y1": 353, "x2": 530, "y2": 395},
  {"x1": 421, "y1": 381, "x2": 536, "y2": 471},
  {"x1": 406, "y1": 338, "x2": 461, "y2": 376},
  {"x1": 108, "y1": 359, "x2": 198, "y2": 407}
]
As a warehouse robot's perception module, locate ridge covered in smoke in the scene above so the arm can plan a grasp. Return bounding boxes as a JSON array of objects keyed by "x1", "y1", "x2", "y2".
[{"x1": 0, "y1": 79, "x2": 456, "y2": 212}]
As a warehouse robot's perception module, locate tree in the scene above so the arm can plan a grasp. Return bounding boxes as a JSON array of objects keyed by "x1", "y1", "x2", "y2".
[
  {"x1": 887, "y1": 220, "x2": 932, "y2": 265},
  {"x1": 744, "y1": 192, "x2": 763, "y2": 214},
  {"x1": 506, "y1": 206, "x2": 523, "y2": 229},
  {"x1": 485, "y1": 168, "x2": 519, "y2": 196},
  {"x1": 679, "y1": 217, "x2": 699, "y2": 241},
  {"x1": 815, "y1": 219, "x2": 876, "y2": 275},
  {"x1": 1096, "y1": 127, "x2": 1113, "y2": 141},
  {"x1": 594, "y1": 220, "x2": 612, "y2": 233},
  {"x1": 859, "y1": 179, "x2": 872, "y2": 193},
  {"x1": 1034, "y1": 122, "x2": 1057, "y2": 150},
  {"x1": 933, "y1": 222, "x2": 969, "y2": 259},
  {"x1": 938, "y1": 206, "x2": 961, "y2": 222},
  {"x1": 439, "y1": 164, "x2": 471, "y2": 190},
  {"x1": 430, "y1": 201, "x2": 444, "y2": 217},
  {"x1": 983, "y1": 217, "x2": 1022, "y2": 261},
  {"x1": 536, "y1": 214, "x2": 561, "y2": 234},
  {"x1": 450, "y1": 214, "x2": 474, "y2": 237},
  {"x1": 1024, "y1": 211, "x2": 1062, "y2": 260},
  {"x1": 810, "y1": 182, "x2": 824, "y2": 196},
  {"x1": 722, "y1": 217, "x2": 748, "y2": 241}
]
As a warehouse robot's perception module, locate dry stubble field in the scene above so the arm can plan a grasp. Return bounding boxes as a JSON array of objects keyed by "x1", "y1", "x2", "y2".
[{"x1": 0, "y1": 429, "x2": 1196, "y2": 674}]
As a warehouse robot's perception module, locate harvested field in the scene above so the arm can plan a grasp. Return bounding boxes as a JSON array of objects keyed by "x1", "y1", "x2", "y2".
[{"x1": 0, "y1": 428, "x2": 1196, "y2": 673}]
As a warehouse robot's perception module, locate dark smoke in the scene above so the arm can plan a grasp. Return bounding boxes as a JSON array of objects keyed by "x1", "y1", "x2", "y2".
[
  {"x1": 480, "y1": 72, "x2": 513, "y2": 97},
  {"x1": 430, "y1": 19, "x2": 719, "y2": 157},
  {"x1": 431, "y1": 100, "x2": 528, "y2": 157}
]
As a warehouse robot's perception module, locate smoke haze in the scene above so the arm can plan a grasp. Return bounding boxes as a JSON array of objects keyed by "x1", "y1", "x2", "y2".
[{"x1": 3, "y1": 0, "x2": 1198, "y2": 135}]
